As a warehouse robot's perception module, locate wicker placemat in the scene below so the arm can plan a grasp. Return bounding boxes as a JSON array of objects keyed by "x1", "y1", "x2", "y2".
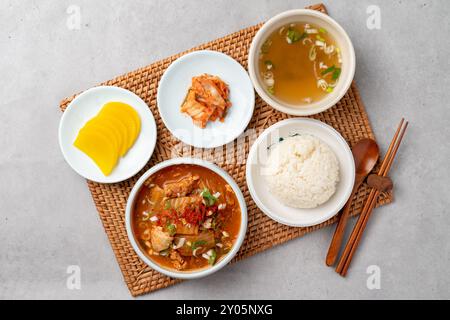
[{"x1": 59, "y1": 3, "x2": 392, "y2": 296}]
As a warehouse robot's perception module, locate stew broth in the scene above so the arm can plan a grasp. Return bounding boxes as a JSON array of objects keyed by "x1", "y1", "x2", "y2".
[{"x1": 132, "y1": 164, "x2": 241, "y2": 271}]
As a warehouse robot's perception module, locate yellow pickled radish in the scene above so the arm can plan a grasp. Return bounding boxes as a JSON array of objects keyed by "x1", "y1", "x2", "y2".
[
  {"x1": 74, "y1": 129, "x2": 118, "y2": 176},
  {"x1": 93, "y1": 116, "x2": 124, "y2": 156},
  {"x1": 96, "y1": 112, "x2": 129, "y2": 156},
  {"x1": 104, "y1": 101, "x2": 141, "y2": 135},
  {"x1": 81, "y1": 117, "x2": 121, "y2": 153},
  {"x1": 99, "y1": 102, "x2": 141, "y2": 154}
]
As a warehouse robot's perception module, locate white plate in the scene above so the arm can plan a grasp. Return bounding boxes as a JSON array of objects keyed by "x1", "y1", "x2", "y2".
[
  {"x1": 246, "y1": 118, "x2": 355, "y2": 227},
  {"x1": 157, "y1": 50, "x2": 255, "y2": 149},
  {"x1": 59, "y1": 86, "x2": 157, "y2": 183}
]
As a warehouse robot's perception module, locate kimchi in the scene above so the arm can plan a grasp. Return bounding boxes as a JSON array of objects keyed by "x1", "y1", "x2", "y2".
[{"x1": 180, "y1": 74, "x2": 232, "y2": 128}]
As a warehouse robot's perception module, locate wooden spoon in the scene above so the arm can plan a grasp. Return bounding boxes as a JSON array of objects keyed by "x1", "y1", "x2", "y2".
[{"x1": 325, "y1": 138, "x2": 379, "y2": 266}]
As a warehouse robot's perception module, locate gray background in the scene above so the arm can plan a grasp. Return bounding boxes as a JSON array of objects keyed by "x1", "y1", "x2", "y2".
[{"x1": 0, "y1": 0, "x2": 449, "y2": 300}]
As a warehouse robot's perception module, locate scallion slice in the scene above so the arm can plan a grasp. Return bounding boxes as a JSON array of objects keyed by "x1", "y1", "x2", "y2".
[
  {"x1": 321, "y1": 65, "x2": 336, "y2": 76},
  {"x1": 286, "y1": 27, "x2": 306, "y2": 43}
]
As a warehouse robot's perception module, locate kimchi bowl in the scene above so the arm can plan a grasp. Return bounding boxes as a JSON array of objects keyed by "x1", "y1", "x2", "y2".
[{"x1": 125, "y1": 158, "x2": 248, "y2": 279}]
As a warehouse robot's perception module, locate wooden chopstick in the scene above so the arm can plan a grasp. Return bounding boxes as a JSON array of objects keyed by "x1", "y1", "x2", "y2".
[
  {"x1": 337, "y1": 120, "x2": 408, "y2": 276},
  {"x1": 335, "y1": 119, "x2": 408, "y2": 276},
  {"x1": 336, "y1": 119, "x2": 405, "y2": 272}
]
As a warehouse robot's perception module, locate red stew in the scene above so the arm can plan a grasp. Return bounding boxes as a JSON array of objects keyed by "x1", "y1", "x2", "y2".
[{"x1": 132, "y1": 164, "x2": 241, "y2": 271}]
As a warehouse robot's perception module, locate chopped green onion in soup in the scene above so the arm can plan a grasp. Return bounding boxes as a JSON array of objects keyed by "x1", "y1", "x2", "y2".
[
  {"x1": 321, "y1": 65, "x2": 336, "y2": 76},
  {"x1": 264, "y1": 60, "x2": 274, "y2": 69},
  {"x1": 208, "y1": 249, "x2": 217, "y2": 265},
  {"x1": 286, "y1": 27, "x2": 306, "y2": 44},
  {"x1": 316, "y1": 34, "x2": 326, "y2": 42},
  {"x1": 332, "y1": 68, "x2": 341, "y2": 80}
]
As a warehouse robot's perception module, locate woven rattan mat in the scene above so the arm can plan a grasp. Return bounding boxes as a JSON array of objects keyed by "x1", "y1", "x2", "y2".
[{"x1": 59, "y1": 3, "x2": 392, "y2": 296}]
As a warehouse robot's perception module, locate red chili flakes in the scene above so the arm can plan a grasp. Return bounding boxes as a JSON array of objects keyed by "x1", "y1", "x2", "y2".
[
  {"x1": 156, "y1": 209, "x2": 178, "y2": 226},
  {"x1": 182, "y1": 203, "x2": 218, "y2": 225}
]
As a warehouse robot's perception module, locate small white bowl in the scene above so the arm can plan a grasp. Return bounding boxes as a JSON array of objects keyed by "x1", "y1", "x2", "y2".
[
  {"x1": 157, "y1": 50, "x2": 255, "y2": 149},
  {"x1": 125, "y1": 157, "x2": 248, "y2": 279},
  {"x1": 248, "y1": 9, "x2": 355, "y2": 116},
  {"x1": 246, "y1": 118, "x2": 355, "y2": 227},
  {"x1": 59, "y1": 86, "x2": 157, "y2": 183}
]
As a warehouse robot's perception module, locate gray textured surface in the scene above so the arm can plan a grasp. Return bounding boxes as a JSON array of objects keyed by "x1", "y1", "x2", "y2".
[{"x1": 0, "y1": 0, "x2": 449, "y2": 300}]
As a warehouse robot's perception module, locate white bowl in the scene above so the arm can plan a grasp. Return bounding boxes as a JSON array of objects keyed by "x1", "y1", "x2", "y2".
[
  {"x1": 246, "y1": 118, "x2": 355, "y2": 227},
  {"x1": 248, "y1": 9, "x2": 355, "y2": 116},
  {"x1": 157, "y1": 50, "x2": 255, "y2": 149},
  {"x1": 125, "y1": 157, "x2": 248, "y2": 279},
  {"x1": 59, "y1": 86, "x2": 157, "y2": 183}
]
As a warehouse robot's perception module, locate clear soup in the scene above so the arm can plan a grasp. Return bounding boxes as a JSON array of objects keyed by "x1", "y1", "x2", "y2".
[{"x1": 259, "y1": 22, "x2": 342, "y2": 106}]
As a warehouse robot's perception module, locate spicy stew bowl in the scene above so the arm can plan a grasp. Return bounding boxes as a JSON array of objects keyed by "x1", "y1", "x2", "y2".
[
  {"x1": 125, "y1": 157, "x2": 248, "y2": 279},
  {"x1": 248, "y1": 9, "x2": 355, "y2": 116}
]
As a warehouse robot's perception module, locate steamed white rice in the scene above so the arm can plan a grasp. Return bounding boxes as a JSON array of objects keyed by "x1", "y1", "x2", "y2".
[{"x1": 264, "y1": 135, "x2": 339, "y2": 209}]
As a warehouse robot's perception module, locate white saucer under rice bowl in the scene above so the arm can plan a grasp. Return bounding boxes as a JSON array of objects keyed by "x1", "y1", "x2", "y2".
[
  {"x1": 246, "y1": 118, "x2": 355, "y2": 227},
  {"x1": 264, "y1": 135, "x2": 339, "y2": 209}
]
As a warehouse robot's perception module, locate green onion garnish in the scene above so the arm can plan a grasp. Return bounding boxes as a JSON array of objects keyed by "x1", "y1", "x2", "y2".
[
  {"x1": 332, "y1": 68, "x2": 341, "y2": 80},
  {"x1": 264, "y1": 60, "x2": 273, "y2": 68},
  {"x1": 321, "y1": 65, "x2": 336, "y2": 76},
  {"x1": 191, "y1": 240, "x2": 207, "y2": 251},
  {"x1": 201, "y1": 188, "x2": 217, "y2": 206},
  {"x1": 208, "y1": 249, "x2": 217, "y2": 265},
  {"x1": 167, "y1": 224, "x2": 176, "y2": 236},
  {"x1": 321, "y1": 65, "x2": 341, "y2": 80},
  {"x1": 286, "y1": 28, "x2": 306, "y2": 43}
]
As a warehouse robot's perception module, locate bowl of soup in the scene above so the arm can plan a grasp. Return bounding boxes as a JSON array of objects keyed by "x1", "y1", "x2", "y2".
[
  {"x1": 125, "y1": 157, "x2": 247, "y2": 279},
  {"x1": 248, "y1": 9, "x2": 355, "y2": 116}
]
